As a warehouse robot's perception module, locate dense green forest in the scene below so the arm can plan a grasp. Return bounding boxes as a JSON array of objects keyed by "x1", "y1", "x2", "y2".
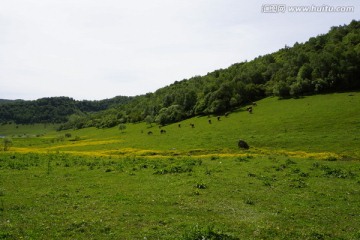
[
  {"x1": 0, "y1": 96, "x2": 132, "y2": 124},
  {"x1": 1, "y1": 20, "x2": 359, "y2": 129}
]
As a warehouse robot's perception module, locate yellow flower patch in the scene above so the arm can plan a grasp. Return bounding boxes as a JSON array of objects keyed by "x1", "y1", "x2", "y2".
[{"x1": 6, "y1": 145, "x2": 343, "y2": 161}]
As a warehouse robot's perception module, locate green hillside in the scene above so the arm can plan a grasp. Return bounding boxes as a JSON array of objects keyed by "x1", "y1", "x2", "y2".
[
  {"x1": 1, "y1": 93, "x2": 360, "y2": 239},
  {"x1": 1, "y1": 20, "x2": 359, "y2": 128},
  {"x1": 3, "y1": 92, "x2": 360, "y2": 159},
  {"x1": 1, "y1": 20, "x2": 360, "y2": 239}
]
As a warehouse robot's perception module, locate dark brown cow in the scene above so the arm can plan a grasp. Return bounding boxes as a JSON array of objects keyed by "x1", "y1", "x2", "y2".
[{"x1": 238, "y1": 140, "x2": 249, "y2": 149}]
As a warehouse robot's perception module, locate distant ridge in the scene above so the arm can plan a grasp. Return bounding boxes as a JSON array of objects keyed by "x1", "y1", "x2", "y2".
[{"x1": 0, "y1": 99, "x2": 24, "y2": 104}]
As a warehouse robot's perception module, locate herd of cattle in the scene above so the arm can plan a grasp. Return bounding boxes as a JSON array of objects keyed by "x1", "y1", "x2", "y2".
[{"x1": 146, "y1": 102, "x2": 257, "y2": 149}]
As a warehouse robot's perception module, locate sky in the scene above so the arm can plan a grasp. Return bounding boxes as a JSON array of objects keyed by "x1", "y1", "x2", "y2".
[{"x1": 0, "y1": 0, "x2": 359, "y2": 100}]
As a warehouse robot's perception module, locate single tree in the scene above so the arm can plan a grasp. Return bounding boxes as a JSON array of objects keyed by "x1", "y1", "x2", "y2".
[{"x1": 145, "y1": 115, "x2": 154, "y2": 127}]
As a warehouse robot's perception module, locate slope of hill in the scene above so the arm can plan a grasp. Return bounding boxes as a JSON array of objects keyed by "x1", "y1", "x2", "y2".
[
  {"x1": 58, "y1": 19, "x2": 360, "y2": 129},
  {"x1": 1, "y1": 92, "x2": 360, "y2": 239},
  {"x1": 1, "y1": 20, "x2": 359, "y2": 128},
  {"x1": 4, "y1": 92, "x2": 360, "y2": 159}
]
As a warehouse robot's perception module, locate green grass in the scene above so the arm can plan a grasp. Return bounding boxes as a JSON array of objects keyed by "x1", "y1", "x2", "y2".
[
  {"x1": 3, "y1": 92, "x2": 359, "y2": 158},
  {"x1": 0, "y1": 123, "x2": 58, "y2": 137},
  {"x1": 0, "y1": 153, "x2": 359, "y2": 239},
  {"x1": 1, "y1": 92, "x2": 360, "y2": 239}
]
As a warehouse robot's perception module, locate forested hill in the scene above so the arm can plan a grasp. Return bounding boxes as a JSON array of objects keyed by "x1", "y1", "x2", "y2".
[
  {"x1": 0, "y1": 99, "x2": 22, "y2": 104},
  {"x1": 1, "y1": 20, "x2": 359, "y2": 128},
  {"x1": 0, "y1": 96, "x2": 132, "y2": 124}
]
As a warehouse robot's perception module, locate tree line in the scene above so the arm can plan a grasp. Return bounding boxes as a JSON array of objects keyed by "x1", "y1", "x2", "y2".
[
  {"x1": 1, "y1": 20, "x2": 359, "y2": 129},
  {"x1": 0, "y1": 96, "x2": 132, "y2": 124}
]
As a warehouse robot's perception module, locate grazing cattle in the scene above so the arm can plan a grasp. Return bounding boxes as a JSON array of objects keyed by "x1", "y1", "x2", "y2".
[
  {"x1": 217, "y1": 116, "x2": 221, "y2": 121},
  {"x1": 252, "y1": 102, "x2": 257, "y2": 106},
  {"x1": 147, "y1": 131, "x2": 153, "y2": 135},
  {"x1": 160, "y1": 129, "x2": 166, "y2": 134},
  {"x1": 238, "y1": 139, "x2": 249, "y2": 149},
  {"x1": 190, "y1": 123, "x2": 195, "y2": 128},
  {"x1": 178, "y1": 124, "x2": 181, "y2": 128},
  {"x1": 225, "y1": 112, "x2": 230, "y2": 117},
  {"x1": 208, "y1": 119, "x2": 212, "y2": 124},
  {"x1": 247, "y1": 106, "x2": 253, "y2": 114}
]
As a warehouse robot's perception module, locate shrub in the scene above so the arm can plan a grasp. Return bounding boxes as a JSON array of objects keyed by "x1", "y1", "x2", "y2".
[
  {"x1": 244, "y1": 198, "x2": 255, "y2": 205},
  {"x1": 70, "y1": 136, "x2": 81, "y2": 141},
  {"x1": 119, "y1": 124, "x2": 127, "y2": 133},
  {"x1": 290, "y1": 178, "x2": 307, "y2": 188},
  {"x1": 182, "y1": 225, "x2": 239, "y2": 240},
  {"x1": 323, "y1": 167, "x2": 355, "y2": 179},
  {"x1": 285, "y1": 159, "x2": 297, "y2": 165},
  {"x1": 325, "y1": 156, "x2": 337, "y2": 161},
  {"x1": 235, "y1": 157, "x2": 249, "y2": 162},
  {"x1": 2, "y1": 138, "x2": 12, "y2": 151},
  {"x1": 195, "y1": 183, "x2": 207, "y2": 189}
]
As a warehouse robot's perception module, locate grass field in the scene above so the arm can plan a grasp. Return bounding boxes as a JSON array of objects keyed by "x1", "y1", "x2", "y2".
[{"x1": 1, "y1": 92, "x2": 360, "y2": 239}]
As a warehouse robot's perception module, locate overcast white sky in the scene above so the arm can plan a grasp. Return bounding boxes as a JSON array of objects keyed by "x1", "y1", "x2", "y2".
[{"x1": 0, "y1": 0, "x2": 358, "y2": 100}]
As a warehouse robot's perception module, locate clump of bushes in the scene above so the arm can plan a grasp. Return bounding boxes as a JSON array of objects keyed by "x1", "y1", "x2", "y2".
[
  {"x1": 244, "y1": 198, "x2": 255, "y2": 205},
  {"x1": 50, "y1": 135, "x2": 65, "y2": 143},
  {"x1": 2, "y1": 138, "x2": 12, "y2": 151},
  {"x1": 153, "y1": 158, "x2": 202, "y2": 175},
  {"x1": 195, "y1": 182, "x2": 207, "y2": 189},
  {"x1": 182, "y1": 225, "x2": 239, "y2": 240}
]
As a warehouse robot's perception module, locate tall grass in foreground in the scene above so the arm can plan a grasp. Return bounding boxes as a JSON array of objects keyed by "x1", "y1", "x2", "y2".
[{"x1": 1, "y1": 152, "x2": 359, "y2": 239}]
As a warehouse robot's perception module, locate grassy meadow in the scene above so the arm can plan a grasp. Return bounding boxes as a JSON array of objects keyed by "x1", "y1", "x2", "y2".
[{"x1": 1, "y1": 92, "x2": 360, "y2": 239}]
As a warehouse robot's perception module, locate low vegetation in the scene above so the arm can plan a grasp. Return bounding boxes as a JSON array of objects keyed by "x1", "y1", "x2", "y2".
[
  {"x1": 0, "y1": 152, "x2": 359, "y2": 239},
  {"x1": 0, "y1": 92, "x2": 359, "y2": 239}
]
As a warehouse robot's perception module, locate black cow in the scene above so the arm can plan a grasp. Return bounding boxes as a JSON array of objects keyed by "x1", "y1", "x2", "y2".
[{"x1": 238, "y1": 140, "x2": 249, "y2": 149}]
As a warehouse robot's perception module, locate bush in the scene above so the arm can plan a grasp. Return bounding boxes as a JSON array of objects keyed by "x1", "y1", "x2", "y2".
[
  {"x1": 182, "y1": 225, "x2": 239, "y2": 240},
  {"x1": 119, "y1": 124, "x2": 127, "y2": 133},
  {"x1": 2, "y1": 138, "x2": 12, "y2": 151},
  {"x1": 155, "y1": 105, "x2": 185, "y2": 125}
]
